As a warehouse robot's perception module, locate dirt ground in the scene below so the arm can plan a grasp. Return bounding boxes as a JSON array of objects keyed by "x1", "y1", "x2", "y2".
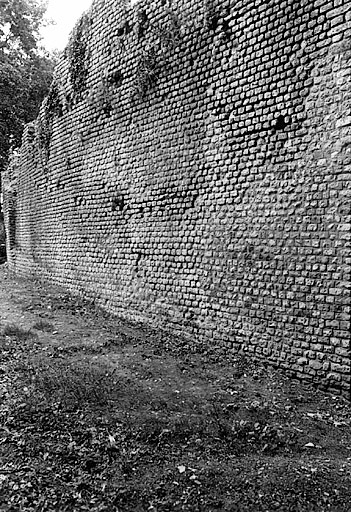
[{"x1": 0, "y1": 264, "x2": 350, "y2": 512}]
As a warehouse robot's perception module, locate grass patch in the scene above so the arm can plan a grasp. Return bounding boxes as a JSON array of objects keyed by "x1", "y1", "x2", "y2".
[
  {"x1": 2, "y1": 323, "x2": 36, "y2": 341},
  {"x1": 16, "y1": 355, "x2": 151, "y2": 416},
  {"x1": 24, "y1": 359, "x2": 119, "y2": 409},
  {"x1": 32, "y1": 319, "x2": 55, "y2": 332}
]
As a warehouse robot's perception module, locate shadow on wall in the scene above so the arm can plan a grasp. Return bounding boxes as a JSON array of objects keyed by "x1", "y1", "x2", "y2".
[{"x1": 0, "y1": 211, "x2": 6, "y2": 264}]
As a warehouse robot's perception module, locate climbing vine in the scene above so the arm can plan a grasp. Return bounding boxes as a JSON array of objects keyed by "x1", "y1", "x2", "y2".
[
  {"x1": 155, "y1": 8, "x2": 182, "y2": 52},
  {"x1": 36, "y1": 80, "x2": 64, "y2": 165},
  {"x1": 45, "y1": 81, "x2": 64, "y2": 118},
  {"x1": 204, "y1": 0, "x2": 221, "y2": 31},
  {"x1": 67, "y1": 13, "x2": 92, "y2": 98},
  {"x1": 36, "y1": 107, "x2": 52, "y2": 166},
  {"x1": 133, "y1": 8, "x2": 182, "y2": 99},
  {"x1": 134, "y1": 46, "x2": 159, "y2": 98}
]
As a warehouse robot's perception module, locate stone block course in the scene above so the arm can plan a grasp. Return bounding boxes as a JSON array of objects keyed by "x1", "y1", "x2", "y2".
[{"x1": 3, "y1": 0, "x2": 350, "y2": 398}]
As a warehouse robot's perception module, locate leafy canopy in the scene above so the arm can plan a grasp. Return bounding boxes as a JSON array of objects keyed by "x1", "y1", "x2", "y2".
[{"x1": 0, "y1": 0, "x2": 56, "y2": 175}]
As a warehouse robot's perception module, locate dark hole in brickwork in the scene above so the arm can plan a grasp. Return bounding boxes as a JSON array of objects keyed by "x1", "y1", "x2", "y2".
[
  {"x1": 124, "y1": 21, "x2": 132, "y2": 35},
  {"x1": 208, "y1": 15, "x2": 219, "y2": 31},
  {"x1": 127, "y1": 22, "x2": 133, "y2": 36},
  {"x1": 112, "y1": 196, "x2": 125, "y2": 212},
  {"x1": 56, "y1": 180, "x2": 65, "y2": 190},
  {"x1": 135, "y1": 252, "x2": 142, "y2": 267},
  {"x1": 108, "y1": 70, "x2": 124, "y2": 87},
  {"x1": 221, "y1": 18, "x2": 231, "y2": 39},
  {"x1": 190, "y1": 194, "x2": 199, "y2": 208},
  {"x1": 205, "y1": 0, "x2": 220, "y2": 32},
  {"x1": 117, "y1": 21, "x2": 132, "y2": 37},
  {"x1": 65, "y1": 93, "x2": 72, "y2": 112},
  {"x1": 103, "y1": 102, "x2": 113, "y2": 117},
  {"x1": 74, "y1": 196, "x2": 85, "y2": 207},
  {"x1": 273, "y1": 115, "x2": 287, "y2": 131},
  {"x1": 137, "y1": 10, "x2": 148, "y2": 39}
]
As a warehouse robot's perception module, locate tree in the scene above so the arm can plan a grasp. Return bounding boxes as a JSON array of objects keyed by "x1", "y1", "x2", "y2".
[{"x1": 0, "y1": 0, "x2": 56, "y2": 189}]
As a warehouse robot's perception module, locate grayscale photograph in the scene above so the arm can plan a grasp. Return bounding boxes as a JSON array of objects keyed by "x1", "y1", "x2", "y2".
[{"x1": 0, "y1": 0, "x2": 350, "y2": 510}]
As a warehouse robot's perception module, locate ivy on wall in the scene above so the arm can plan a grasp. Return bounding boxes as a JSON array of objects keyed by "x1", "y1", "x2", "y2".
[
  {"x1": 33, "y1": 11, "x2": 92, "y2": 163},
  {"x1": 134, "y1": 46, "x2": 159, "y2": 98},
  {"x1": 67, "y1": 12, "x2": 92, "y2": 99},
  {"x1": 133, "y1": 7, "x2": 182, "y2": 98},
  {"x1": 36, "y1": 80, "x2": 64, "y2": 165}
]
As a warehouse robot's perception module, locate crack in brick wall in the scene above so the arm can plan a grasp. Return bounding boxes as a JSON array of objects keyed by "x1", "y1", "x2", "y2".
[{"x1": 3, "y1": 0, "x2": 351, "y2": 397}]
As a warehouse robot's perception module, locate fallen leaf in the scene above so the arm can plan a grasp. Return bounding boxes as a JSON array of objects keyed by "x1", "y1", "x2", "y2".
[{"x1": 108, "y1": 435, "x2": 116, "y2": 448}]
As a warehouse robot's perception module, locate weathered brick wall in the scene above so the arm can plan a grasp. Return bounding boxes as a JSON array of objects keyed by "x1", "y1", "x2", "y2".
[{"x1": 3, "y1": 0, "x2": 351, "y2": 396}]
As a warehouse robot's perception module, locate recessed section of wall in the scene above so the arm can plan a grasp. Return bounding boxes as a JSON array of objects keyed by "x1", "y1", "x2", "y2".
[{"x1": 3, "y1": 0, "x2": 350, "y2": 397}]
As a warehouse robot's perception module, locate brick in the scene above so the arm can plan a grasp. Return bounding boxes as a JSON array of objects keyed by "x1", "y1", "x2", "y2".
[{"x1": 2, "y1": 0, "x2": 350, "y2": 399}]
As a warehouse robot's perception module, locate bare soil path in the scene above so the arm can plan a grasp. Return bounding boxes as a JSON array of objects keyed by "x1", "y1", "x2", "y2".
[{"x1": 0, "y1": 265, "x2": 350, "y2": 511}]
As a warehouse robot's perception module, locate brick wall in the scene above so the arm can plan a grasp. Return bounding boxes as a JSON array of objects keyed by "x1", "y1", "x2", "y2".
[{"x1": 3, "y1": 0, "x2": 350, "y2": 397}]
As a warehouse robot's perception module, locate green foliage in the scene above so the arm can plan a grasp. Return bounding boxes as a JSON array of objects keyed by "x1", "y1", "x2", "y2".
[
  {"x1": 0, "y1": 0, "x2": 47, "y2": 55},
  {"x1": 32, "y1": 319, "x2": 54, "y2": 332},
  {"x1": 36, "y1": 104, "x2": 53, "y2": 165},
  {"x1": 134, "y1": 47, "x2": 159, "y2": 98},
  {"x1": 67, "y1": 13, "x2": 91, "y2": 98},
  {"x1": 46, "y1": 80, "x2": 63, "y2": 118},
  {"x1": 0, "y1": 211, "x2": 4, "y2": 243},
  {"x1": 28, "y1": 358, "x2": 117, "y2": 408},
  {"x1": 204, "y1": 0, "x2": 220, "y2": 30},
  {"x1": 0, "y1": 0, "x2": 56, "y2": 178},
  {"x1": 2, "y1": 323, "x2": 36, "y2": 341},
  {"x1": 34, "y1": 79, "x2": 64, "y2": 163},
  {"x1": 133, "y1": 8, "x2": 182, "y2": 99},
  {"x1": 155, "y1": 7, "x2": 181, "y2": 52}
]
